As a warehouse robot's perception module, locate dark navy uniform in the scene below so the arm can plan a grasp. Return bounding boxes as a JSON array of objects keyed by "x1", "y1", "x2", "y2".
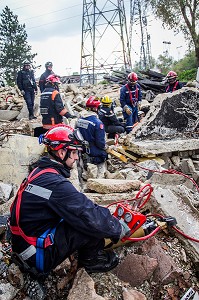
[
  {"x1": 10, "y1": 157, "x2": 121, "y2": 274},
  {"x1": 40, "y1": 87, "x2": 65, "y2": 129},
  {"x1": 166, "y1": 81, "x2": 183, "y2": 93},
  {"x1": 120, "y1": 83, "x2": 142, "y2": 133},
  {"x1": 98, "y1": 106, "x2": 125, "y2": 137},
  {"x1": 39, "y1": 70, "x2": 54, "y2": 93},
  {"x1": 17, "y1": 68, "x2": 37, "y2": 117},
  {"x1": 76, "y1": 111, "x2": 108, "y2": 164}
]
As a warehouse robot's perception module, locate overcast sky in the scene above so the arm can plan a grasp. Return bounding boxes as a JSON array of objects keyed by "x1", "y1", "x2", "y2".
[{"x1": 0, "y1": 0, "x2": 187, "y2": 77}]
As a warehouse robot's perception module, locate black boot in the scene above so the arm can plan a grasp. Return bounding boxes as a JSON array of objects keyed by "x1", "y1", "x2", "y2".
[{"x1": 78, "y1": 249, "x2": 119, "y2": 273}]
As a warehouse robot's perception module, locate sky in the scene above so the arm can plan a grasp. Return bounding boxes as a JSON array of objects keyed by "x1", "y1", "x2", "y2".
[{"x1": 0, "y1": 0, "x2": 188, "y2": 77}]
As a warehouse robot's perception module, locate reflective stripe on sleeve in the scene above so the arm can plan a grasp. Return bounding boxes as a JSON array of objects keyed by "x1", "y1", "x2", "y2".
[{"x1": 25, "y1": 184, "x2": 52, "y2": 200}]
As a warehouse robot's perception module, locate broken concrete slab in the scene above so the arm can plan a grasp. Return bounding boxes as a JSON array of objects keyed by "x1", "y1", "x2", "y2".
[
  {"x1": 86, "y1": 179, "x2": 141, "y2": 194},
  {"x1": 0, "y1": 134, "x2": 45, "y2": 185},
  {"x1": 0, "y1": 110, "x2": 19, "y2": 121},
  {"x1": 152, "y1": 185, "x2": 199, "y2": 261},
  {"x1": 85, "y1": 192, "x2": 137, "y2": 205},
  {"x1": 124, "y1": 138, "x2": 199, "y2": 156},
  {"x1": 134, "y1": 87, "x2": 199, "y2": 140}
]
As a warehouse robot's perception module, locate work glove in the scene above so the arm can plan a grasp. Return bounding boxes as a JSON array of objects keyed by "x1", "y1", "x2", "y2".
[
  {"x1": 123, "y1": 105, "x2": 132, "y2": 115},
  {"x1": 64, "y1": 112, "x2": 77, "y2": 119},
  {"x1": 119, "y1": 219, "x2": 131, "y2": 239},
  {"x1": 21, "y1": 90, "x2": 25, "y2": 96},
  {"x1": 137, "y1": 101, "x2": 141, "y2": 110}
]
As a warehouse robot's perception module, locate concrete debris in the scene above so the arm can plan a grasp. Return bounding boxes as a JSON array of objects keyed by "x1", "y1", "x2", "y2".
[{"x1": 0, "y1": 83, "x2": 199, "y2": 299}]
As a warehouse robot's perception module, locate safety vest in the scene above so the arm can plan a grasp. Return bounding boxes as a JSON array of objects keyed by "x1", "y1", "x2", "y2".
[
  {"x1": 125, "y1": 84, "x2": 139, "y2": 105},
  {"x1": 10, "y1": 168, "x2": 59, "y2": 272}
]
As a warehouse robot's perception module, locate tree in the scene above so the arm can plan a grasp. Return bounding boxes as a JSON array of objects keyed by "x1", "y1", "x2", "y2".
[
  {"x1": 156, "y1": 54, "x2": 174, "y2": 74},
  {"x1": 0, "y1": 6, "x2": 37, "y2": 86},
  {"x1": 144, "y1": 0, "x2": 199, "y2": 67},
  {"x1": 172, "y1": 50, "x2": 197, "y2": 80}
]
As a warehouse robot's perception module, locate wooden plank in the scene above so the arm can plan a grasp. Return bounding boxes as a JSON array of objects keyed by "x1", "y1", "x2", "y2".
[
  {"x1": 117, "y1": 146, "x2": 138, "y2": 161},
  {"x1": 106, "y1": 148, "x2": 128, "y2": 163}
]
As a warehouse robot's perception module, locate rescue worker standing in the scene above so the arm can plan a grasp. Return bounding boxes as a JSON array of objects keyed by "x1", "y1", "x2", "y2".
[
  {"x1": 166, "y1": 71, "x2": 183, "y2": 93},
  {"x1": 10, "y1": 124, "x2": 130, "y2": 276},
  {"x1": 40, "y1": 74, "x2": 76, "y2": 131},
  {"x1": 98, "y1": 95, "x2": 125, "y2": 138},
  {"x1": 17, "y1": 61, "x2": 38, "y2": 120},
  {"x1": 76, "y1": 96, "x2": 108, "y2": 165},
  {"x1": 120, "y1": 72, "x2": 142, "y2": 133},
  {"x1": 39, "y1": 62, "x2": 54, "y2": 93}
]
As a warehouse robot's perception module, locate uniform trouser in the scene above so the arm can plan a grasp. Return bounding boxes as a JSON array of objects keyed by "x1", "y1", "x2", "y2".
[
  {"x1": 24, "y1": 89, "x2": 35, "y2": 116},
  {"x1": 12, "y1": 221, "x2": 105, "y2": 274},
  {"x1": 105, "y1": 125, "x2": 125, "y2": 134},
  {"x1": 88, "y1": 144, "x2": 108, "y2": 164},
  {"x1": 123, "y1": 106, "x2": 138, "y2": 133}
]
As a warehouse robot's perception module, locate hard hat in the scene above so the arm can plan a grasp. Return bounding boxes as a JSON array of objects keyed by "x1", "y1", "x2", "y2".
[
  {"x1": 128, "y1": 72, "x2": 138, "y2": 82},
  {"x1": 45, "y1": 61, "x2": 53, "y2": 68},
  {"x1": 23, "y1": 60, "x2": 31, "y2": 66},
  {"x1": 46, "y1": 74, "x2": 61, "y2": 85},
  {"x1": 166, "y1": 71, "x2": 177, "y2": 83},
  {"x1": 166, "y1": 71, "x2": 177, "y2": 79},
  {"x1": 39, "y1": 124, "x2": 84, "y2": 151},
  {"x1": 101, "y1": 95, "x2": 113, "y2": 106},
  {"x1": 86, "y1": 96, "x2": 101, "y2": 110}
]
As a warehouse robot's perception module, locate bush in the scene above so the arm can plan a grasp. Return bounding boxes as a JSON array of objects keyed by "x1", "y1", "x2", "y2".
[{"x1": 178, "y1": 68, "x2": 197, "y2": 81}]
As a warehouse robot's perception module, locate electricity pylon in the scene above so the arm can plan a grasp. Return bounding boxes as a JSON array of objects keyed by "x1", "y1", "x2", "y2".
[
  {"x1": 80, "y1": 0, "x2": 132, "y2": 85},
  {"x1": 129, "y1": 0, "x2": 152, "y2": 70}
]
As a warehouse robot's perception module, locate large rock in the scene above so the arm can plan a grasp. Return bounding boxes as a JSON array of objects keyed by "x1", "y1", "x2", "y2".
[
  {"x1": 0, "y1": 135, "x2": 45, "y2": 186},
  {"x1": 67, "y1": 268, "x2": 105, "y2": 300},
  {"x1": 135, "y1": 87, "x2": 199, "y2": 140},
  {"x1": 123, "y1": 138, "x2": 199, "y2": 156},
  {"x1": 0, "y1": 110, "x2": 19, "y2": 121},
  {"x1": 87, "y1": 179, "x2": 141, "y2": 193}
]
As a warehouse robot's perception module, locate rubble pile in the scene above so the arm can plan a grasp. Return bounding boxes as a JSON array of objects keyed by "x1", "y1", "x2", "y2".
[{"x1": 0, "y1": 83, "x2": 199, "y2": 299}]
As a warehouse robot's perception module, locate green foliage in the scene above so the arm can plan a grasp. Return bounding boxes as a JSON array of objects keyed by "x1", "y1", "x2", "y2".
[
  {"x1": 98, "y1": 79, "x2": 109, "y2": 85},
  {"x1": 178, "y1": 69, "x2": 197, "y2": 81},
  {"x1": 143, "y1": 0, "x2": 199, "y2": 66},
  {"x1": 155, "y1": 55, "x2": 174, "y2": 75},
  {"x1": 172, "y1": 51, "x2": 197, "y2": 81},
  {"x1": 0, "y1": 6, "x2": 37, "y2": 86}
]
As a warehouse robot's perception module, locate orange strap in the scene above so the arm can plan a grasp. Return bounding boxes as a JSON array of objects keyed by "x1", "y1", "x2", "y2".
[{"x1": 51, "y1": 90, "x2": 59, "y2": 101}]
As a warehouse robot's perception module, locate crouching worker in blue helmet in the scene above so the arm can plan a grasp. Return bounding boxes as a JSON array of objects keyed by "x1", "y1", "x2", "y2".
[{"x1": 9, "y1": 124, "x2": 130, "y2": 277}]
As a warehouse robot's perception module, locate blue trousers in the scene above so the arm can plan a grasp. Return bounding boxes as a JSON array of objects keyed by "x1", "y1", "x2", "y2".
[
  {"x1": 24, "y1": 89, "x2": 35, "y2": 116},
  {"x1": 123, "y1": 106, "x2": 138, "y2": 133}
]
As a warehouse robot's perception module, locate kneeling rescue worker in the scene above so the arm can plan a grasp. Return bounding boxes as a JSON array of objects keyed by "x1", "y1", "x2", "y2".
[
  {"x1": 9, "y1": 124, "x2": 131, "y2": 276},
  {"x1": 98, "y1": 95, "x2": 125, "y2": 139}
]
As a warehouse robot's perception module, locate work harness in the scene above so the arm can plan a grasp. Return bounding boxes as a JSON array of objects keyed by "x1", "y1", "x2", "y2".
[
  {"x1": 10, "y1": 168, "x2": 60, "y2": 273},
  {"x1": 125, "y1": 84, "x2": 139, "y2": 105}
]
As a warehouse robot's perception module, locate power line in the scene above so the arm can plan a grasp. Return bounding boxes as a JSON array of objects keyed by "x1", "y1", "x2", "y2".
[
  {"x1": 27, "y1": 14, "x2": 82, "y2": 30},
  {"x1": 22, "y1": 4, "x2": 81, "y2": 21}
]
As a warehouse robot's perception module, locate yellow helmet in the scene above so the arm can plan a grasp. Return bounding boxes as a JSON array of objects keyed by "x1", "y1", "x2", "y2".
[{"x1": 101, "y1": 95, "x2": 113, "y2": 106}]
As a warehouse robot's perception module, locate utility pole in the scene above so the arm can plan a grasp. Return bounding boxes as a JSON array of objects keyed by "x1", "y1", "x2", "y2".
[
  {"x1": 163, "y1": 41, "x2": 171, "y2": 57},
  {"x1": 129, "y1": 0, "x2": 152, "y2": 70},
  {"x1": 80, "y1": 0, "x2": 132, "y2": 85}
]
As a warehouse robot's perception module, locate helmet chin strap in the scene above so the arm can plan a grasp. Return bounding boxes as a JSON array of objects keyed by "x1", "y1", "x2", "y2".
[{"x1": 49, "y1": 149, "x2": 72, "y2": 169}]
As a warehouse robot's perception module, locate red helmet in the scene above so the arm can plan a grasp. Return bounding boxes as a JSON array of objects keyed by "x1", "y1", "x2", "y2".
[
  {"x1": 166, "y1": 71, "x2": 177, "y2": 79},
  {"x1": 86, "y1": 96, "x2": 101, "y2": 110},
  {"x1": 40, "y1": 124, "x2": 84, "y2": 151},
  {"x1": 128, "y1": 72, "x2": 138, "y2": 82},
  {"x1": 46, "y1": 74, "x2": 61, "y2": 85}
]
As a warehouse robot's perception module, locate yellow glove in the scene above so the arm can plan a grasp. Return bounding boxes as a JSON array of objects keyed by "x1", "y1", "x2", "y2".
[
  {"x1": 137, "y1": 101, "x2": 141, "y2": 111},
  {"x1": 124, "y1": 105, "x2": 132, "y2": 115}
]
